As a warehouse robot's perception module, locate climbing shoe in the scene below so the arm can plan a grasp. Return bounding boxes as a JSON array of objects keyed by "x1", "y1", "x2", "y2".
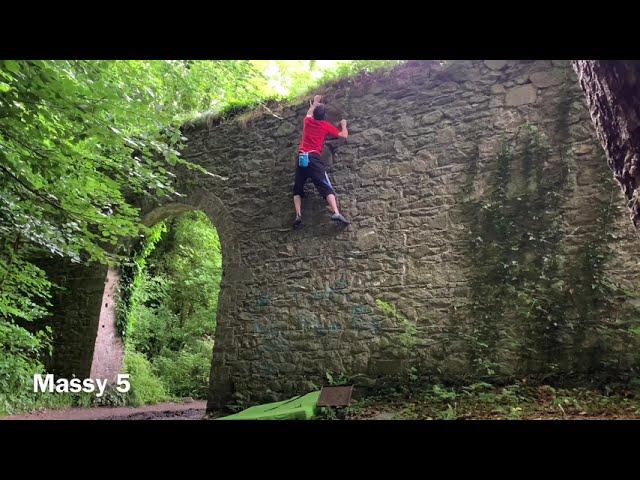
[
  {"x1": 331, "y1": 213, "x2": 350, "y2": 225},
  {"x1": 293, "y1": 215, "x2": 303, "y2": 230}
]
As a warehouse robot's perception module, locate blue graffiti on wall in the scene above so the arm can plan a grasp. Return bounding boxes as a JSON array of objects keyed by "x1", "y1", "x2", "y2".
[
  {"x1": 317, "y1": 321, "x2": 343, "y2": 336},
  {"x1": 311, "y1": 278, "x2": 350, "y2": 301},
  {"x1": 250, "y1": 287, "x2": 273, "y2": 307},
  {"x1": 298, "y1": 314, "x2": 343, "y2": 336},
  {"x1": 350, "y1": 304, "x2": 382, "y2": 334}
]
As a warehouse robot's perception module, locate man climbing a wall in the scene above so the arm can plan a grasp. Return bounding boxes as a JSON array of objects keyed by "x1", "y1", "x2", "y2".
[{"x1": 293, "y1": 94, "x2": 349, "y2": 229}]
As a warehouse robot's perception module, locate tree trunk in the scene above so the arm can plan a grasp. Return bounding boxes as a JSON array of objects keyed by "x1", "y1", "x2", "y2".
[{"x1": 572, "y1": 61, "x2": 640, "y2": 227}]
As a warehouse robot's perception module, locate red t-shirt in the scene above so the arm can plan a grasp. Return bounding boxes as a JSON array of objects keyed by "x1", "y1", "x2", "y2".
[{"x1": 299, "y1": 116, "x2": 341, "y2": 155}]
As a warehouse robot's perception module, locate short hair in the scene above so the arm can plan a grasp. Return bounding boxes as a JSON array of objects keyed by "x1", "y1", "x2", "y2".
[{"x1": 313, "y1": 104, "x2": 326, "y2": 120}]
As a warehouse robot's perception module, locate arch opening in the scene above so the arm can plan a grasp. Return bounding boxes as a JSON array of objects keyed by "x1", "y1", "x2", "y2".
[{"x1": 90, "y1": 209, "x2": 223, "y2": 405}]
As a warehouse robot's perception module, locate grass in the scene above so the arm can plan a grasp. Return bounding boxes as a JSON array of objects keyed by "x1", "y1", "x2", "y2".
[
  {"x1": 0, "y1": 389, "x2": 98, "y2": 417},
  {"x1": 183, "y1": 60, "x2": 406, "y2": 130}
]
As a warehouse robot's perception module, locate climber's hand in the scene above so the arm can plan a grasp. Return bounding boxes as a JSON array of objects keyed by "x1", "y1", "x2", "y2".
[
  {"x1": 307, "y1": 96, "x2": 321, "y2": 117},
  {"x1": 338, "y1": 119, "x2": 349, "y2": 139}
]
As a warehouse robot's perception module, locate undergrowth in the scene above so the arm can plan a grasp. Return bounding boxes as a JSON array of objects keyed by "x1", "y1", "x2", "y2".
[
  {"x1": 346, "y1": 381, "x2": 640, "y2": 420},
  {"x1": 117, "y1": 210, "x2": 221, "y2": 406}
]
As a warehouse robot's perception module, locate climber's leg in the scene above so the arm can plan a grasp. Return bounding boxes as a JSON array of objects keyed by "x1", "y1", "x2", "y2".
[
  {"x1": 309, "y1": 162, "x2": 336, "y2": 204},
  {"x1": 293, "y1": 195, "x2": 303, "y2": 228},
  {"x1": 292, "y1": 164, "x2": 306, "y2": 229},
  {"x1": 294, "y1": 195, "x2": 302, "y2": 217},
  {"x1": 326, "y1": 194, "x2": 349, "y2": 224},
  {"x1": 326, "y1": 194, "x2": 339, "y2": 215},
  {"x1": 309, "y1": 163, "x2": 350, "y2": 225}
]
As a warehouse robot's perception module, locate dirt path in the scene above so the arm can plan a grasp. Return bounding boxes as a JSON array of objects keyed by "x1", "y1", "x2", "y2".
[{"x1": 2, "y1": 400, "x2": 208, "y2": 420}]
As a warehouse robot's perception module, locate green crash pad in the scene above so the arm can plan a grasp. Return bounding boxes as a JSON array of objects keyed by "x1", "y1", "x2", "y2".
[{"x1": 217, "y1": 391, "x2": 321, "y2": 420}]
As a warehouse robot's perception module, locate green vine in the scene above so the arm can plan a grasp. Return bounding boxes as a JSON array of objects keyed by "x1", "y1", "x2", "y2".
[
  {"x1": 459, "y1": 118, "x2": 640, "y2": 384},
  {"x1": 115, "y1": 221, "x2": 168, "y2": 338},
  {"x1": 375, "y1": 299, "x2": 418, "y2": 352}
]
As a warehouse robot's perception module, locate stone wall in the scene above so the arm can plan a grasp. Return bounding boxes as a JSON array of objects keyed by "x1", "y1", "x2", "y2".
[
  {"x1": 35, "y1": 258, "x2": 107, "y2": 379},
  {"x1": 163, "y1": 60, "x2": 640, "y2": 410},
  {"x1": 38, "y1": 60, "x2": 640, "y2": 409}
]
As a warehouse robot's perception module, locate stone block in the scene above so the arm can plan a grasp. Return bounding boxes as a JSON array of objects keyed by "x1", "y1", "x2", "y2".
[
  {"x1": 421, "y1": 110, "x2": 444, "y2": 125},
  {"x1": 274, "y1": 122, "x2": 296, "y2": 137},
  {"x1": 505, "y1": 84, "x2": 537, "y2": 106},
  {"x1": 529, "y1": 69, "x2": 566, "y2": 88},
  {"x1": 369, "y1": 359, "x2": 406, "y2": 375},
  {"x1": 484, "y1": 60, "x2": 508, "y2": 70},
  {"x1": 360, "y1": 161, "x2": 387, "y2": 179}
]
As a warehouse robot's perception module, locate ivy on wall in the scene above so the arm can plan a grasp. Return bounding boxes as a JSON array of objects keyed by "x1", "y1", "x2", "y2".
[{"x1": 458, "y1": 120, "x2": 640, "y2": 384}]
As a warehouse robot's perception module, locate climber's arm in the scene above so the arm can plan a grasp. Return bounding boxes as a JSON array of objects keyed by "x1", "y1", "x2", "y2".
[
  {"x1": 338, "y1": 119, "x2": 348, "y2": 139},
  {"x1": 306, "y1": 95, "x2": 322, "y2": 118},
  {"x1": 324, "y1": 119, "x2": 348, "y2": 140}
]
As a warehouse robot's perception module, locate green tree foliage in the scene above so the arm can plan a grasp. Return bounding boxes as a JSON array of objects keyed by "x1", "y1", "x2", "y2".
[
  {"x1": 0, "y1": 321, "x2": 51, "y2": 414},
  {"x1": 0, "y1": 60, "x2": 258, "y2": 272},
  {"x1": 290, "y1": 60, "x2": 404, "y2": 99},
  {"x1": 0, "y1": 60, "x2": 258, "y2": 413},
  {"x1": 0, "y1": 59, "x2": 400, "y2": 414},
  {"x1": 249, "y1": 60, "x2": 404, "y2": 101},
  {"x1": 116, "y1": 221, "x2": 168, "y2": 338}
]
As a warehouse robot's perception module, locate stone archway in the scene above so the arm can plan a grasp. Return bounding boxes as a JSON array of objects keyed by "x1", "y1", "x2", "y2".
[
  {"x1": 88, "y1": 198, "x2": 237, "y2": 394},
  {"x1": 43, "y1": 60, "x2": 640, "y2": 414}
]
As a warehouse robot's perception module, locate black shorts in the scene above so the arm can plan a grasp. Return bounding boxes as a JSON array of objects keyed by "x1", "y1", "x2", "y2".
[{"x1": 292, "y1": 154, "x2": 336, "y2": 199}]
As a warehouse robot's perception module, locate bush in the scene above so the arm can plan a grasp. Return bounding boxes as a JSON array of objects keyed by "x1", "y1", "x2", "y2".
[
  {"x1": 153, "y1": 339, "x2": 214, "y2": 398},
  {"x1": 123, "y1": 349, "x2": 169, "y2": 407},
  {"x1": 0, "y1": 321, "x2": 53, "y2": 415}
]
